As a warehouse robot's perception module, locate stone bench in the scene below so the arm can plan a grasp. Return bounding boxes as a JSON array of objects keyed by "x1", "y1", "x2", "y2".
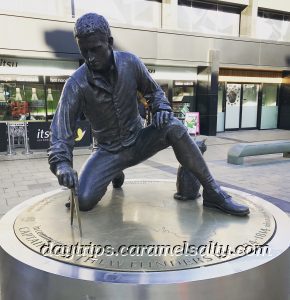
[{"x1": 227, "y1": 140, "x2": 290, "y2": 165}]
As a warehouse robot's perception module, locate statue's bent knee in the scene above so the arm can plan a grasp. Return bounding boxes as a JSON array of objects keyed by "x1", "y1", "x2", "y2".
[
  {"x1": 166, "y1": 118, "x2": 188, "y2": 140},
  {"x1": 78, "y1": 190, "x2": 103, "y2": 211}
]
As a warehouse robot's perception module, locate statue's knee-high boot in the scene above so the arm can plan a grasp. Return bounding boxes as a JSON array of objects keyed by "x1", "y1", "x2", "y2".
[
  {"x1": 171, "y1": 134, "x2": 218, "y2": 190},
  {"x1": 171, "y1": 133, "x2": 249, "y2": 216}
]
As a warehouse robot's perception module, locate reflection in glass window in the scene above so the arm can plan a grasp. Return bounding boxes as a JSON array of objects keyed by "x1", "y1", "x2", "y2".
[
  {"x1": 217, "y1": 10, "x2": 240, "y2": 36},
  {"x1": 1, "y1": 82, "x2": 45, "y2": 121},
  {"x1": 173, "y1": 85, "x2": 194, "y2": 102},
  {"x1": 257, "y1": 9, "x2": 290, "y2": 42},
  {"x1": 260, "y1": 83, "x2": 278, "y2": 129},
  {"x1": 45, "y1": 76, "x2": 68, "y2": 120},
  {"x1": 24, "y1": 83, "x2": 46, "y2": 120},
  {"x1": 0, "y1": 77, "x2": 45, "y2": 121},
  {"x1": 218, "y1": 83, "x2": 224, "y2": 113},
  {"x1": 0, "y1": 0, "x2": 71, "y2": 18},
  {"x1": 0, "y1": 76, "x2": 67, "y2": 122},
  {"x1": 191, "y1": 7, "x2": 217, "y2": 35},
  {"x1": 74, "y1": 0, "x2": 161, "y2": 28},
  {"x1": 242, "y1": 84, "x2": 258, "y2": 107},
  {"x1": 262, "y1": 84, "x2": 278, "y2": 106},
  {"x1": 172, "y1": 81, "x2": 194, "y2": 120},
  {"x1": 177, "y1": 1, "x2": 241, "y2": 36},
  {"x1": 46, "y1": 83, "x2": 63, "y2": 120}
]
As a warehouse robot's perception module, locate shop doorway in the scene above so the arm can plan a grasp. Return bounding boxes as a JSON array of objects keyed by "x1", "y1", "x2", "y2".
[
  {"x1": 225, "y1": 83, "x2": 259, "y2": 130},
  {"x1": 241, "y1": 84, "x2": 259, "y2": 128}
]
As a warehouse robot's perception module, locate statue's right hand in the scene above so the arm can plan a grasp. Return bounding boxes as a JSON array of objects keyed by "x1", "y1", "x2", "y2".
[{"x1": 55, "y1": 162, "x2": 78, "y2": 194}]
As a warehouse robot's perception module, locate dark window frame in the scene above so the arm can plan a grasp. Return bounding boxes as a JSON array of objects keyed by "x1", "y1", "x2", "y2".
[
  {"x1": 178, "y1": 0, "x2": 244, "y2": 14},
  {"x1": 258, "y1": 8, "x2": 290, "y2": 22}
]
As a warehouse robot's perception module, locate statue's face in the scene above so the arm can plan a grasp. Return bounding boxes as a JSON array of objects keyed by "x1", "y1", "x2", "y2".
[{"x1": 77, "y1": 33, "x2": 113, "y2": 72}]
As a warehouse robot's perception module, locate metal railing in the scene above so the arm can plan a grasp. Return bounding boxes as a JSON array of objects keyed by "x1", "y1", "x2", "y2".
[{"x1": 6, "y1": 122, "x2": 32, "y2": 156}]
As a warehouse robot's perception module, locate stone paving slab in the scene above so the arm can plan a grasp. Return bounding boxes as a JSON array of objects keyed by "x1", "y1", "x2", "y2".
[{"x1": 217, "y1": 129, "x2": 290, "y2": 143}]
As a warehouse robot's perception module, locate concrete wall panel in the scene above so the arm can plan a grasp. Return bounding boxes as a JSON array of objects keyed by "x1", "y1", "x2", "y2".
[
  {"x1": 0, "y1": 15, "x2": 78, "y2": 59},
  {"x1": 2, "y1": 14, "x2": 290, "y2": 70}
]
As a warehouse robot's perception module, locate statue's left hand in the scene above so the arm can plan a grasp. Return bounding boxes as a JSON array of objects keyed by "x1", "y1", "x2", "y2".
[{"x1": 153, "y1": 111, "x2": 174, "y2": 129}]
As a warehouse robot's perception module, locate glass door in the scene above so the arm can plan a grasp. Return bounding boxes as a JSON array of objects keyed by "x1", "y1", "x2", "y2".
[
  {"x1": 241, "y1": 84, "x2": 259, "y2": 128},
  {"x1": 217, "y1": 82, "x2": 225, "y2": 132},
  {"x1": 225, "y1": 83, "x2": 241, "y2": 129},
  {"x1": 260, "y1": 84, "x2": 278, "y2": 129}
]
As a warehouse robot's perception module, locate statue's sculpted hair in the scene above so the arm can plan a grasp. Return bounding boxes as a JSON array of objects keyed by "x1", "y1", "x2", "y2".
[{"x1": 74, "y1": 13, "x2": 111, "y2": 38}]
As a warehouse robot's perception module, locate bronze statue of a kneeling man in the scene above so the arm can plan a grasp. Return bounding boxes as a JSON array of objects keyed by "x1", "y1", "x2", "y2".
[{"x1": 48, "y1": 13, "x2": 249, "y2": 217}]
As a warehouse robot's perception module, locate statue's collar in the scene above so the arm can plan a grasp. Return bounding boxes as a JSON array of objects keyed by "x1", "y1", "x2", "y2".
[{"x1": 85, "y1": 51, "x2": 117, "y2": 93}]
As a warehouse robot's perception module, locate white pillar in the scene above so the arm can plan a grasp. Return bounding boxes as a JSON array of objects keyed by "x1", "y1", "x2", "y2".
[
  {"x1": 240, "y1": 0, "x2": 258, "y2": 38},
  {"x1": 162, "y1": 0, "x2": 178, "y2": 30}
]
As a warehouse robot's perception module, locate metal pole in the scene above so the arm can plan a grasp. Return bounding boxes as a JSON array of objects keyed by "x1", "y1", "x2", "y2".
[
  {"x1": 6, "y1": 123, "x2": 16, "y2": 156},
  {"x1": 22, "y1": 122, "x2": 32, "y2": 155},
  {"x1": 89, "y1": 135, "x2": 95, "y2": 151},
  {"x1": 71, "y1": 0, "x2": 75, "y2": 18}
]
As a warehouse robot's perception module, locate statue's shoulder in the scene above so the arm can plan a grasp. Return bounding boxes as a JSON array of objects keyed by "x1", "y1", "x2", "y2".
[
  {"x1": 70, "y1": 64, "x2": 87, "y2": 83},
  {"x1": 64, "y1": 64, "x2": 87, "y2": 89},
  {"x1": 114, "y1": 50, "x2": 140, "y2": 64}
]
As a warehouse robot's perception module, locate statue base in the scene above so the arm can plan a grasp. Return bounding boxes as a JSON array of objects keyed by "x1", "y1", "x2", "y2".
[{"x1": 0, "y1": 180, "x2": 289, "y2": 300}]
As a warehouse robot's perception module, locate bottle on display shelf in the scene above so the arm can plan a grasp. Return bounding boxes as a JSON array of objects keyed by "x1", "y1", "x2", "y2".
[
  {"x1": 47, "y1": 88, "x2": 54, "y2": 101},
  {"x1": 0, "y1": 84, "x2": 5, "y2": 101},
  {"x1": 47, "y1": 88, "x2": 54, "y2": 115},
  {"x1": 31, "y1": 88, "x2": 38, "y2": 101},
  {"x1": 15, "y1": 88, "x2": 22, "y2": 101}
]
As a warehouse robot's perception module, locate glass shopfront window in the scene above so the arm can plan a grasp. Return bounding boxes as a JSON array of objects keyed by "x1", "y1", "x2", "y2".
[
  {"x1": 0, "y1": 58, "x2": 92, "y2": 150},
  {"x1": 0, "y1": 74, "x2": 93, "y2": 151},
  {"x1": 24, "y1": 83, "x2": 46, "y2": 120},
  {"x1": 260, "y1": 84, "x2": 278, "y2": 129},
  {"x1": 0, "y1": 76, "x2": 45, "y2": 121},
  {"x1": 146, "y1": 65, "x2": 197, "y2": 122},
  {"x1": 0, "y1": 57, "x2": 78, "y2": 122},
  {"x1": 172, "y1": 81, "x2": 194, "y2": 120},
  {"x1": 46, "y1": 77, "x2": 68, "y2": 120},
  {"x1": 0, "y1": 75, "x2": 67, "y2": 122},
  {"x1": 262, "y1": 84, "x2": 278, "y2": 106},
  {"x1": 220, "y1": 80, "x2": 279, "y2": 131}
]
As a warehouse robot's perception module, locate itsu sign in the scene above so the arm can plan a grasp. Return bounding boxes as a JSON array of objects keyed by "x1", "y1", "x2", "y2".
[
  {"x1": 28, "y1": 121, "x2": 91, "y2": 150},
  {"x1": 28, "y1": 122, "x2": 51, "y2": 149},
  {"x1": 37, "y1": 128, "x2": 50, "y2": 141}
]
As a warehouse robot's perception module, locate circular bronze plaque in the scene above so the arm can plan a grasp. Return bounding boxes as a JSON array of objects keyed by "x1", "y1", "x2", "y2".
[{"x1": 14, "y1": 181, "x2": 275, "y2": 272}]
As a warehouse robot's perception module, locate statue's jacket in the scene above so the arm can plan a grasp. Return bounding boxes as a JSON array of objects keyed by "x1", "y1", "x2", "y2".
[{"x1": 48, "y1": 50, "x2": 172, "y2": 172}]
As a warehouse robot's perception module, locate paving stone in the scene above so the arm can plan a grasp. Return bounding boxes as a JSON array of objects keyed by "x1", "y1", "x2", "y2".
[
  {"x1": 2, "y1": 190, "x2": 19, "y2": 198},
  {"x1": 0, "y1": 201, "x2": 9, "y2": 214},
  {"x1": 13, "y1": 180, "x2": 39, "y2": 187},
  {"x1": 6, "y1": 197, "x2": 23, "y2": 207},
  {"x1": 10, "y1": 186, "x2": 29, "y2": 192},
  {"x1": 0, "y1": 185, "x2": 15, "y2": 192},
  {"x1": 16, "y1": 190, "x2": 43, "y2": 198},
  {"x1": 27, "y1": 183, "x2": 52, "y2": 190}
]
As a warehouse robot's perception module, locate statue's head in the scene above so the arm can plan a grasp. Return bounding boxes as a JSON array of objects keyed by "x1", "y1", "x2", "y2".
[{"x1": 74, "y1": 13, "x2": 113, "y2": 72}]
